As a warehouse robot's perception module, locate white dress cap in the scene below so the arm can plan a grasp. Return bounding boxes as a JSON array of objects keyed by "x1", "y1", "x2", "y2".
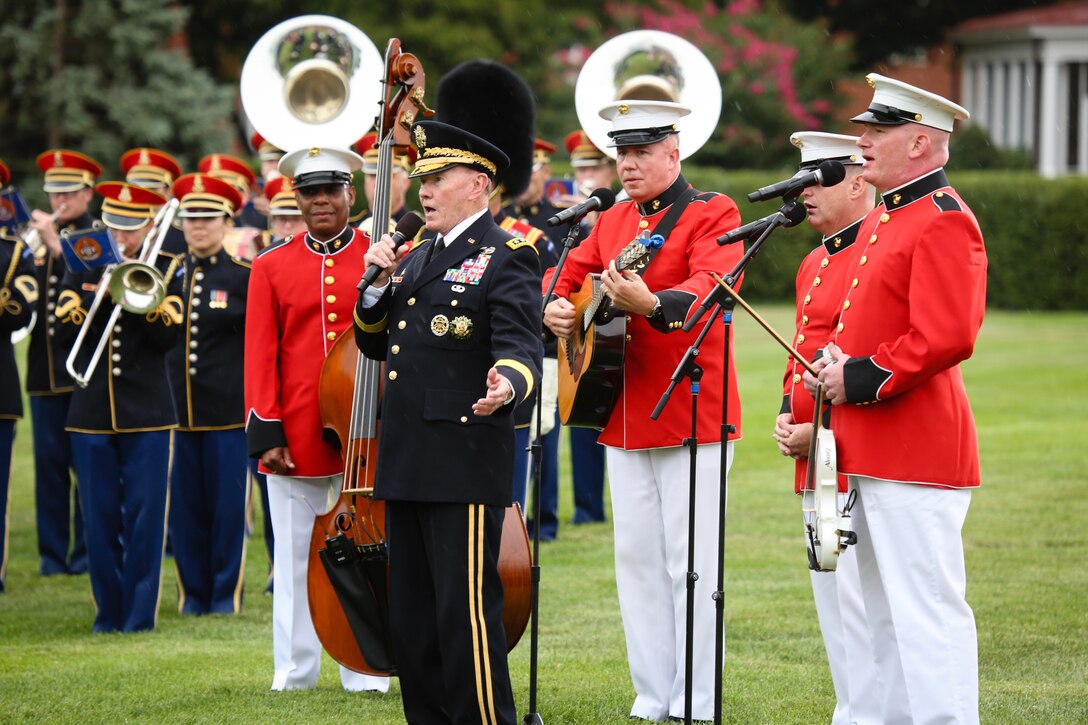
[
  {"x1": 789, "y1": 132, "x2": 862, "y2": 169},
  {"x1": 278, "y1": 146, "x2": 364, "y2": 187},
  {"x1": 598, "y1": 100, "x2": 691, "y2": 147},
  {"x1": 851, "y1": 73, "x2": 969, "y2": 133}
]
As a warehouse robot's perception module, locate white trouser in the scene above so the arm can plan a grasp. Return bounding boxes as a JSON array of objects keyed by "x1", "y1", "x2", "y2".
[
  {"x1": 266, "y1": 474, "x2": 390, "y2": 692},
  {"x1": 850, "y1": 475, "x2": 978, "y2": 725},
  {"x1": 809, "y1": 490, "x2": 882, "y2": 725},
  {"x1": 607, "y1": 442, "x2": 733, "y2": 722}
]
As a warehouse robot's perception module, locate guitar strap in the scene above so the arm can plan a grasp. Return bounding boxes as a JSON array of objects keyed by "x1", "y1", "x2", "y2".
[{"x1": 636, "y1": 187, "x2": 696, "y2": 274}]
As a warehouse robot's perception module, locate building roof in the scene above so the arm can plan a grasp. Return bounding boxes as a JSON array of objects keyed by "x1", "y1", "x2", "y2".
[{"x1": 955, "y1": 1, "x2": 1088, "y2": 35}]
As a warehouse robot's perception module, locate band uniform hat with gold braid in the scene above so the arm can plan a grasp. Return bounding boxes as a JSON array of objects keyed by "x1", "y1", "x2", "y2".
[
  {"x1": 36, "y1": 149, "x2": 103, "y2": 193},
  {"x1": 173, "y1": 173, "x2": 243, "y2": 218},
  {"x1": 197, "y1": 153, "x2": 257, "y2": 195},
  {"x1": 353, "y1": 131, "x2": 418, "y2": 175},
  {"x1": 0, "y1": 159, "x2": 10, "y2": 188},
  {"x1": 565, "y1": 130, "x2": 609, "y2": 168},
  {"x1": 851, "y1": 73, "x2": 969, "y2": 133},
  {"x1": 532, "y1": 138, "x2": 555, "y2": 171},
  {"x1": 409, "y1": 121, "x2": 509, "y2": 181},
  {"x1": 263, "y1": 176, "x2": 301, "y2": 216},
  {"x1": 250, "y1": 131, "x2": 284, "y2": 163},
  {"x1": 120, "y1": 148, "x2": 183, "y2": 192},
  {"x1": 599, "y1": 100, "x2": 690, "y2": 148},
  {"x1": 277, "y1": 146, "x2": 364, "y2": 189},
  {"x1": 790, "y1": 132, "x2": 862, "y2": 170},
  {"x1": 432, "y1": 59, "x2": 533, "y2": 198},
  {"x1": 95, "y1": 182, "x2": 168, "y2": 230}
]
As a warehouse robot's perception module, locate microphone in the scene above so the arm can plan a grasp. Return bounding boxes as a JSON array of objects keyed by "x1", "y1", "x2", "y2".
[
  {"x1": 746, "y1": 160, "x2": 846, "y2": 203},
  {"x1": 356, "y1": 212, "x2": 425, "y2": 292},
  {"x1": 546, "y1": 188, "x2": 616, "y2": 227},
  {"x1": 717, "y1": 202, "x2": 807, "y2": 245}
]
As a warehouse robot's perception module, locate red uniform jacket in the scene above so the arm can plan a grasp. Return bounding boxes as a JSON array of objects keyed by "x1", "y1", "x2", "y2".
[
  {"x1": 545, "y1": 174, "x2": 743, "y2": 450},
  {"x1": 829, "y1": 169, "x2": 986, "y2": 488},
  {"x1": 244, "y1": 227, "x2": 369, "y2": 477},
  {"x1": 782, "y1": 219, "x2": 864, "y2": 493}
]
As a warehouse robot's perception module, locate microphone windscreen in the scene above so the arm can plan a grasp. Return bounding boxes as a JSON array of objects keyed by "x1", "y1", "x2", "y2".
[
  {"x1": 590, "y1": 187, "x2": 617, "y2": 212},
  {"x1": 783, "y1": 202, "x2": 808, "y2": 227},
  {"x1": 395, "y1": 211, "x2": 425, "y2": 240},
  {"x1": 817, "y1": 160, "x2": 847, "y2": 188}
]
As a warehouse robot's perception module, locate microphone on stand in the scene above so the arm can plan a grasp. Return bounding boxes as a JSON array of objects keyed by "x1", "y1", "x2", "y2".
[
  {"x1": 746, "y1": 160, "x2": 846, "y2": 203},
  {"x1": 356, "y1": 212, "x2": 425, "y2": 293},
  {"x1": 717, "y1": 201, "x2": 807, "y2": 245},
  {"x1": 546, "y1": 188, "x2": 616, "y2": 226}
]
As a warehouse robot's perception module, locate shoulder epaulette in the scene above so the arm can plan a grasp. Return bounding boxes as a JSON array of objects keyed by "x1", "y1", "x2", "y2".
[
  {"x1": 229, "y1": 255, "x2": 252, "y2": 269},
  {"x1": 499, "y1": 217, "x2": 544, "y2": 246},
  {"x1": 506, "y1": 237, "x2": 537, "y2": 254},
  {"x1": 693, "y1": 191, "x2": 718, "y2": 203},
  {"x1": 932, "y1": 192, "x2": 962, "y2": 213},
  {"x1": 256, "y1": 234, "x2": 293, "y2": 258}
]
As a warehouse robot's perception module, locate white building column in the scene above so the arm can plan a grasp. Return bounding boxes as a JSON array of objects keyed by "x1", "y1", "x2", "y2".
[{"x1": 1038, "y1": 56, "x2": 1063, "y2": 178}]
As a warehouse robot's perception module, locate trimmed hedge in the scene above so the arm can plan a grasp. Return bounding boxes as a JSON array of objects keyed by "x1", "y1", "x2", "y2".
[{"x1": 680, "y1": 168, "x2": 1088, "y2": 310}]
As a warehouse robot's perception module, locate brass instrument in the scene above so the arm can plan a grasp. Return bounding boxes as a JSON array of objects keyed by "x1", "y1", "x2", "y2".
[
  {"x1": 64, "y1": 199, "x2": 179, "y2": 388},
  {"x1": 574, "y1": 29, "x2": 722, "y2": 161},
  {"x1": 23, "y1": 205, "x2": 66, "y2": 258},
  {"x1": 239, "y1": 15, "x2": 383, "y2": 151}
]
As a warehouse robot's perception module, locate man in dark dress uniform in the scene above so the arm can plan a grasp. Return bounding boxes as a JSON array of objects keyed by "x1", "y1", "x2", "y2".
[
  {"x1": 0, "y1": 160, "x2": 39, "y2": 592},
  {"x1": 24, "y1": 149, "x2": 100, "y2": 577},
  {"x1": 57, "y1": 181, "x2": 185, "y2": 632},
  {"x1": 355, "y1": 120, "x2": 541, "y2": 725}
]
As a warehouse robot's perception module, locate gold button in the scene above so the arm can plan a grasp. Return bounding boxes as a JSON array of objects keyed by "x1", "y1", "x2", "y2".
[
  {"x1": 935, "y1": 191, "x2": 944, "y2": 198},
  {"x1": 388, "y1": 370, "x2": 398, "y2": 381},
  {"x1": 391, "y1": 345, "x2": 400, "y2": 355},
  {"x1": 625, "y1": 334, "x2": 632, "y2": 342},
  {"x1": 625, "y1": 315, "x2": 632, "y2": 323},
  {"x1": 797, "y1": 334, "x2": 806, "y2": 345},
  {"x1": 803, "y1": 294, "x2": 811, "y2": 305},
  {"x1": 860, "y1": 255, "x2": 867, "y2": 266},
  {"x1": 638, "y1": 220, "x2": 649, "y2": 229},
  {"x1": 325, "y1": 276, "x2": 335, "y2": 285},
  {"x1": 880, "y1": 213, "x2": 890, "y2": 223},
  {"x1": 813, "y1": 277, "x2": 821, "y2": 287},
  {"x1": 851, "y1": 278, "x2": 859, "y2": 288},
  {"x1": 870, "y1": 235, "x2": 878, "y2": 245},
  {"x1": 326, "y1": 295, "x2": 336, "y2": 304},
  {"x1": 327, "y1": 331, "x2": 336, "y2": 340},
  {"x1": 836, "y1": 322, "x2": 844, "y2": 332},
  {"x1": 820, "y1": 258, "x2": 829, "y2": 268},
  {"x1": 792, "y1": 373, "x2": 801, "y2": 384},
  {"x1": 451, "y1": 299, "x2": 458, "y2": 307},
  {"x1": 843, "y1": 300, "x2": 851, "y2": 310},
  {"x1": 398, "y1": 320, "x2": 406, "y2": 330},
  {"x1": 328, "y1": 312, "x2": 338, "y2": 322},
  {"x1": 801, "y1": 315, "x2": 809, "y2": 325},
  {"x1": 407, "y1": 297, "x2": 416, "y2": 306},
  {"x1": 325, "y1": 259, "x2": 334, "y2": 268},
  {"x1": 460, "y1": 416, "x2": 468, "y2": 423}
]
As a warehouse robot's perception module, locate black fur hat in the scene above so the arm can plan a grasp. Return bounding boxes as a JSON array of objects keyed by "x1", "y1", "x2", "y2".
[{"x1": 435, "y1": 59, "x2": 536, "y2": 198}]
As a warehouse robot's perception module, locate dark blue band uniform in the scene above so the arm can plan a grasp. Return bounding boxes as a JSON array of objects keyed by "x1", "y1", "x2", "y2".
[
  {"x1": 26, "y1": 212, "x2": 93, "y2": 576},
  {"x1": 0, "y1": 234, "x2": 39, "y2": 591},
  {"x1": 167, "y1": 251, "x2": 251, "y2": 615},
  {"x1": 57, "y1": 251, "x2": 184, "y2": 632}
]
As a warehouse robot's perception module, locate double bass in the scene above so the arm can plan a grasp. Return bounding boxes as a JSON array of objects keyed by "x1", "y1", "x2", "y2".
[{"x1": 309, "y1": 39, "x2": 532, "y2": 675}]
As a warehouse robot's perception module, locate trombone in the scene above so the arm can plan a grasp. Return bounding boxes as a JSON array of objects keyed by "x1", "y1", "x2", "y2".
[{"x1": 65, "y1": 198, "x2": 179, "y2": 388}]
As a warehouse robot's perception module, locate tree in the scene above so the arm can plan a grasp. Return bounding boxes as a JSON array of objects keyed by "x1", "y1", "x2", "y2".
[
  {"x1": 0, "y1": 0, "x2": 235, "y2": 207},
  {"x1": 778, "y1": 0, "x2": 1046, "y2": 70}
]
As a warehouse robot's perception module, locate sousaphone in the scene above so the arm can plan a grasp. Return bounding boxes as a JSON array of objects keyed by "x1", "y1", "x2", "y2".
[
  {"x1": 574, "y1": 29, "x2": 722, "y2": 161},
  {"x1": 240, "y1": 15, "x2": 384, "y2": 150}
]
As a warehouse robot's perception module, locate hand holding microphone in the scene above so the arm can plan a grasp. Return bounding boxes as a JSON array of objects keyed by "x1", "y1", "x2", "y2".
[{"x1": 357, "y1": 212, "x2": 425, "y2": 292}]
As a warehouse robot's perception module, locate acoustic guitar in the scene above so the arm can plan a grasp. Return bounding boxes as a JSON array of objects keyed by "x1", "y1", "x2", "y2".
[{"x1": 557, "y1": 232, "x2": 664, "y2": 429}]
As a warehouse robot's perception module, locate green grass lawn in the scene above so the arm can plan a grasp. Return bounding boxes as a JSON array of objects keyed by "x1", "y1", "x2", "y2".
[{"x1": 1, "y1": 307, "x2": 1085, "y2": 723}]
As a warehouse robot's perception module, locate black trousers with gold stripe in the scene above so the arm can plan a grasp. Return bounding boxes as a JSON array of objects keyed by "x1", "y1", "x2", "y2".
[{"x1": 386, "y1": 500, "x2": 515, "y2": 725}]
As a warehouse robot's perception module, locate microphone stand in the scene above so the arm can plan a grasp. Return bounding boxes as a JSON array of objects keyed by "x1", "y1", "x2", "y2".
[
  {"x1": 522, "y1": 216, "x2": 583, "y2": 725},
  {"x1": 652, "y1": 197, "x2": 800, "y2": 725}
]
